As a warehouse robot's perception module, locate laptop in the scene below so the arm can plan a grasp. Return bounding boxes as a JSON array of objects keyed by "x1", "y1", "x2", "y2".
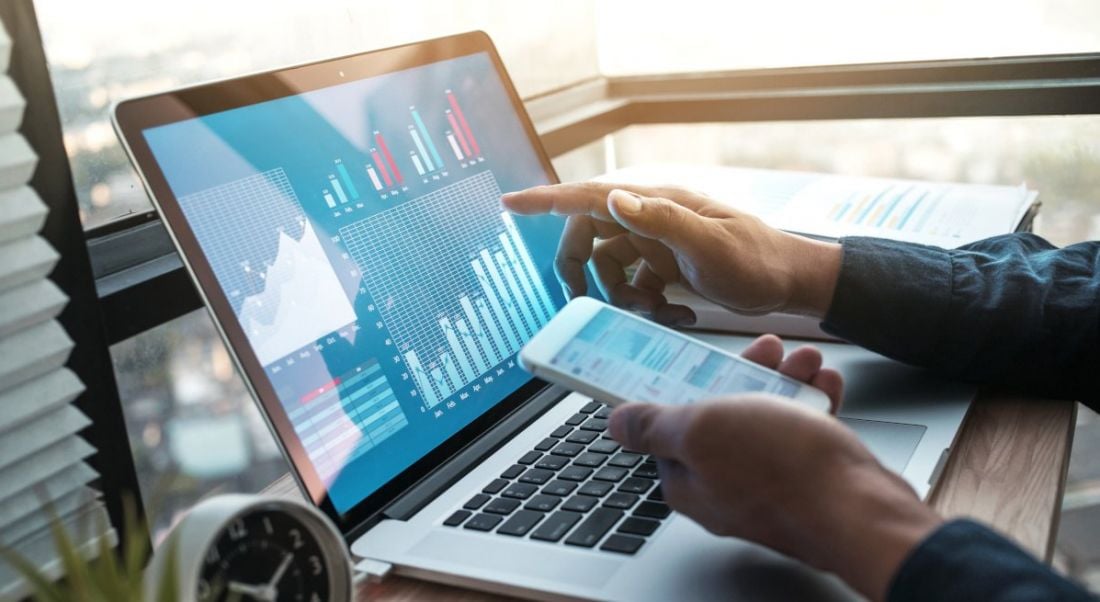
[{"x1": 113, "y1": 31, "x2": 973, "y2": 600}]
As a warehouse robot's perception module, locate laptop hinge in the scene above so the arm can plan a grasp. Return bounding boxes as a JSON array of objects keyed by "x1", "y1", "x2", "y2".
[{"x1": 380, "y1": 384, "x2": 568, "y2": 521}]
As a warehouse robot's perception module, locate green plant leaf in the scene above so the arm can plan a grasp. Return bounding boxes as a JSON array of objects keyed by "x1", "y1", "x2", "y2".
[
  {"x1": 154, "y1": 536, "x2": 180, "y2": 602},
  {"x1": 0, "y1": 546, "x2": 66, "y2": 602}
]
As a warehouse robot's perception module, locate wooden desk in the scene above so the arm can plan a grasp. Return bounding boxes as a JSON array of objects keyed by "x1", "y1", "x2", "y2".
[{"x1": 264, "y1": 391, "x2": 1076, "y2": 600}]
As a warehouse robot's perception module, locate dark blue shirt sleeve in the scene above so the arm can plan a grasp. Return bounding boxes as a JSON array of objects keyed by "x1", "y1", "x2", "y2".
[
  {"x1": 889, "y1": 519, "x2": 1094, "y2": 601},
  {"x1": 821, "y1": 233, "x2": 1100, "y2": 410}
]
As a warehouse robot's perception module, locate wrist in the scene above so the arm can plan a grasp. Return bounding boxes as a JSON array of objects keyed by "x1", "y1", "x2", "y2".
[
  {"x1": 814, "y1": 464, "x2": 942, "y2": 601},
  {"x1": 782, "y1": 234, "x2": 842, "y2": 318}
]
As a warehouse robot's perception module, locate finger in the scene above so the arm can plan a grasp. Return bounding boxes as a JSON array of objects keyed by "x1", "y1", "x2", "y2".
[
  {"x1": 502, "y1": 181, "x2": 713, "y2": 217},
  {"x1": 810, "y1": 368, "x2": 845, "y2": 414},
  {"x1": 631, "y1": 261, "x2": 667, "y2": 294},
  {"x1": 776, "y1": 346, "x2": 824, "y2": 384},
  {"x1": 740, "y1": 334, "x2": 785, "y2": 369},
  {"x1": 608, "y1": 403, "x2": 689, "y2": 459},
  {"x1": 555, "y1": 216, "x2": 626, "y2": 298},
  {"x1": 652, "y1": 303, "x2": 697, "y2": 327},
  {"x1": 606, "y1": 189, "x2": 711, "y2": 254},
  {"x1": 629, "y1": 235, "x2": 682, "y2": 284},
  {"x1": 592, "y1": 236, "x2": 663, "y2": 312}
]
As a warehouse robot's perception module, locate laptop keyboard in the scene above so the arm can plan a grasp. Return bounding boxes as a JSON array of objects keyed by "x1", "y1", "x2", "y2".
[{"x1": 442, "y1": 401, "x2": 671, "y2": 555}]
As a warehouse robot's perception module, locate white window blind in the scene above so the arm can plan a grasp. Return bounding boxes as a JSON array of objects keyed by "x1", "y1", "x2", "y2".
[{"x1": 0, "y1": 19, "x2": 115, "y2": 599}]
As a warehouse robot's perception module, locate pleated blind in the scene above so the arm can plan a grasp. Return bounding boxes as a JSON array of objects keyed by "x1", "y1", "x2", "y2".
[{"x1": 0, "y1": 19, "x2": 116, "y2": 599}]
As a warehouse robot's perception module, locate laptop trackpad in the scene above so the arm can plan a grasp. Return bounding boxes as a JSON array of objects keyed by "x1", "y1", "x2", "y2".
[{"x1": 840, "y1": 417, "x2": 925, "y2": 474}]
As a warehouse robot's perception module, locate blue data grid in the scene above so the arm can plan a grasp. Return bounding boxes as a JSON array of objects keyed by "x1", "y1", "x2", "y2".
[{"x1": 339, "y1": 171, "x2": 555, "y2": 408}]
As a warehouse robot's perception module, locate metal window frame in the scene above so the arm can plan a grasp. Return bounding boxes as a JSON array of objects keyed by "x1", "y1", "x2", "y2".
[{"x1": 86, "y1": 53, "x2": 1100, "y2": 344}]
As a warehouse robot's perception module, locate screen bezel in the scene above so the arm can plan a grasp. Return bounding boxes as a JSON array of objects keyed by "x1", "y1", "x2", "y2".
[{"x1": 112, "y1": 31, "x2": 560, "y2": 536}]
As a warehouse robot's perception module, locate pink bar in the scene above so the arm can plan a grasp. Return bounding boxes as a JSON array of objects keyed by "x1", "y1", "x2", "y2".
[
  {"x1": 370, "y1": 150, "x2": 393, "y2": 187},
  {"x1": 446, "y1": 91, "x2": 480, "y2": 156},
  {"x1": 375, "y1": 132, "x2": 404, "y2": 185}
]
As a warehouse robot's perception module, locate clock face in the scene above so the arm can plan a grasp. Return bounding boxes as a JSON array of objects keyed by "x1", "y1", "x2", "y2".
[{"x1": 197, "y1": 508, "x2": 332, "y2": 602}]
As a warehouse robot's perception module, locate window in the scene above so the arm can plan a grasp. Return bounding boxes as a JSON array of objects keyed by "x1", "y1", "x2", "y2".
[
  {"x1": 596, "y1": 0, "x2": 1100, "y2": 74},
  {"x1": 35, "y1": 0, "x2": 600, "y2": 229}
]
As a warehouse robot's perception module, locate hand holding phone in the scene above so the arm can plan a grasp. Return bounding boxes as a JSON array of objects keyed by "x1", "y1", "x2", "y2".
[{"x1": 519, "y1": 297, "x2": 831, "y2": 412}]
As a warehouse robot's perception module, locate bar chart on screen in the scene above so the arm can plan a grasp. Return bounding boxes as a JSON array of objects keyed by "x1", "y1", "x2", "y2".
[{"x1": 338, "y1": 170, "x2": 556, "y2": 411}]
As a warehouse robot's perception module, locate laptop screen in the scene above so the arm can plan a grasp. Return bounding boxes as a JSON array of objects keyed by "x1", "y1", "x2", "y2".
[{"x1": 140, "y1": 49, "x2": 567, "y2": 514}]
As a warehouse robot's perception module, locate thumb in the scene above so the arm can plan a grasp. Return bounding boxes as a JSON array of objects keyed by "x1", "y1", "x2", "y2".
[
  {"x1": 608, "y1": 402, "x2": 687, "y2": 459},
  {"x1": 607, "y1": 189, "x2": 705, "y2": 251}
]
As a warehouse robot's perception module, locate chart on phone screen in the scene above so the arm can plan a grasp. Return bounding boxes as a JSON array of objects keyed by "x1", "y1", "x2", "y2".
[
  {"x1": 339, "y1": 170, "x2": 556, "y2": 412},
  {"x1": 177, "y1": 168, "x2": 358, "y2": 365}
]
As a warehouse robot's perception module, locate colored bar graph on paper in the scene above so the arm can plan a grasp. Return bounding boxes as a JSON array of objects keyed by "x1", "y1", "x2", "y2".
[
  {"x1": 374, "y1": 131, "x2": 404, "y2": 185},
  {"x1": 446, "y1": 90, "x2": 481, "y2": 156},
  {"x1": 411, "y1": 107, "x2": 445, "y2": 170},
  {"x1": 335, "y1": 159, "x2": 359, "y2": 200}
]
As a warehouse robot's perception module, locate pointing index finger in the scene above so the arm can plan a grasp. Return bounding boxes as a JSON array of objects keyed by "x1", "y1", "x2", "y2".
[{"x1": 502, "y1": 182, "x2": 619, "y2": 220}]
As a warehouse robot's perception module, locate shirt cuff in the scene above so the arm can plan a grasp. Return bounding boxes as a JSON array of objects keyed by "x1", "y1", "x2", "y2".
[{"x1": 821, "y1": 237, "x2": 953, "y2": 366}]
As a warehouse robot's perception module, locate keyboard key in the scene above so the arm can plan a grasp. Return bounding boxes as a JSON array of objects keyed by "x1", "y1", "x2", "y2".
[
  {"x1": 618, "y1": 517, "x2": 661, "y2": 536},
  {"x1": 483, "y1": 479, "x2": 509, "y2": 494},
  {"x1": 501, "y1": 483, "x2": 538, "y2": 500},
  {"x1": 501, "y1": 465, "x2": 525, "y2": 479},
  {"x1": 463, "y1": 513, "x2": 503, "y2": 531},
  {"x1": 497, "y1": 510, "x2": 545, "y2": 537},
  {"x1": 619, "y1": 477, "x2": 654, "y2": 494},
  {"x1": 565, "y1": 413, "x2": 587, "y2": 426},
  {"x1": 550, "y1": 425, "x2": 573, "y2": 438},
  {"x1": 632, "y1": 464, "x2": 659, "y2": 479},
  {"x1": 558, "y1": 466, "x2": 594, "y2": 482},
  {"x1": 647, "y1": 488, "x2": 665, "y2": 502},
  {"x1": 519, "y1": 468, "x2": 554, "y2": 485},
  {"x1": 443, "y1": 510, "x2": 471, "y2": 527},
  {"x1": 573, "y1": 452, "x2": 607, "y2": 468},
  {"x1": 600, "y1": 534, "x2": 645, "y2": 555},
  {"x1": 565, "y1": 508, "x2": 624, "y2": 547},
  {"x1": 535, "y1": 438, "x2": 557, "y2": 452},
  {"x1": 578, "y1": 481, "x2": 614, "y2": 497},
  {"x1": 484, "y1": 497, "x2": 521, "y2": 515},
  {"x1": 609, "y1": 453, "x2": 643, "y2": 468},
  {"x1": 589, "y1": 440, "x2": 620, "y2": 454},
  {"x1": 543, "y1": 480, "x2": 578, "y2": 497},
  {"x1": 524, "y1": 494, "x2": 561, "y2": 512},
  {"x1": 603, "y1": 492, "x2": 639, "y2": 509},
  {"x1": 580, "y1": 401, "x2": 603, "y2": 414},
  {"x1": 634, "y1": 501, "x2": 672, "y2": 519},
  {"x1": 565, "y1": 430, "x2": 599, "y2": 444},
  {"x1": 562, "y1": 495, "x2": 598, "y2": 513},
  {"x1": 517, "y1": 451, "x2": 543, "y2": 465},
  {"x1": 579, "y1": 418, "x2": 609, "y2": 432},
  {"x1": 594, "y1": 407, "x2": 613, "y2": 419},
  {"x1": 530, "y1": 511, "x2": 583, "y2": 542},
  {"x1": 535, "y1": 455, "x2": 569, "y2": 471},
  {"x1": 463, "y1": 494, "x2": 490, "y2": 510},
  {"x1": 550, "y1": 442, "x2": 585, "y2": 457},
  {"x1": 593, "y1": 467, "x2": 629, "y2": 482}
]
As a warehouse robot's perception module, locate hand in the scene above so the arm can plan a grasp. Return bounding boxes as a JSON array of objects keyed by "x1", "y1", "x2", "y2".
[
  {"x1": 608, "y1": 337, "x2": 941, "y2": 602},
  {"x1": 502, "y1": 182, "x2": 842, "y2": 324}
]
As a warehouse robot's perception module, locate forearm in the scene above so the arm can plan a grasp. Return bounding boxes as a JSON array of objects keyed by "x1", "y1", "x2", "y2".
[{"x1": 816, "y1": 234, "x2": 1100, "y2": 407}]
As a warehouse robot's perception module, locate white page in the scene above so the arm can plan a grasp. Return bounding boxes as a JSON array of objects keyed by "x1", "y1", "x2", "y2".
[{"x1": 599, "y1": 164, "x2": 1037, "y2": 249}]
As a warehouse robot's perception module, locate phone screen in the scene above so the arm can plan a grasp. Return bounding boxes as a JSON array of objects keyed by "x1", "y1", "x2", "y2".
[{"x1": 550, "y1": 307, "x2": 801, "y2": 404}]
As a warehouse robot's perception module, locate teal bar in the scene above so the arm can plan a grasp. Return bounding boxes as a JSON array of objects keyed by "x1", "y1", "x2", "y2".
[
  {"x1": 335, "y1": 160, "x2": 359, "y2": 200},
  {"x1": 411, "y1": 108, "x2": 444, "y2": 171}
]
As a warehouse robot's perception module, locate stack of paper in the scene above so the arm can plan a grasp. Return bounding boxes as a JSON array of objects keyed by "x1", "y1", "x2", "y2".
[
  {"x1": 600, "y1": 164, "x2": 1039, "y2": 338},
  {"x1": 0, "y1": 19, "x2": 115, "y2": 600}
]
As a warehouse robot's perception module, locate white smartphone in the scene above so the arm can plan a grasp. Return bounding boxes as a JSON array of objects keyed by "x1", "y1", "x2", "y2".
[{"x1": 519, "y1": 297, "x2": 831, "y2": 412}]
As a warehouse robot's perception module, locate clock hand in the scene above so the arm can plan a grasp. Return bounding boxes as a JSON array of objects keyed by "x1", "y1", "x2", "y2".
[
  {"x1": 267, "y1": 552, "x2": 294, "y2": 589},
  {"x1": 227, "y1": 581, "x2": 269, "y2": 599}
]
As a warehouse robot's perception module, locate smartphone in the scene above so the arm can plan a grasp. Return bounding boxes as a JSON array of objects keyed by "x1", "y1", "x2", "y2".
[{"x1": 519, "y1": 297, "x2": 831, "y2": 412}]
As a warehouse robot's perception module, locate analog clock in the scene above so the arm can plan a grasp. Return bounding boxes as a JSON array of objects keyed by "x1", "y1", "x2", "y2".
[{"x1": 145, "y1": 495, "x2": 352, "y2": 601}]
